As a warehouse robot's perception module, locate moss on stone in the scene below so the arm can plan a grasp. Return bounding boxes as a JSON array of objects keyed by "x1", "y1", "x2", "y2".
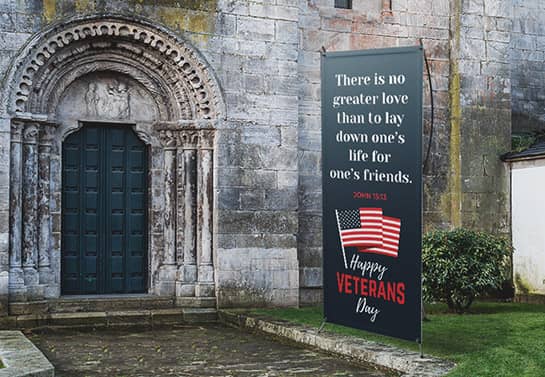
[
  {"x1": 515, "y1": 273, "x2": 532, "y2": 294},
  {"x1": 155, "y1": 0, "x2": 217, "y2": 11},
  {"x1": 43, "y1": 0, "x2": 56, "y2": 22},
  {"x1": 156, "y1": 7, "x2": 216, "y2": 41},
  {"x1": 75, "y1": 0, "x2": 95, "y2": 13},
  {"x1": 446, "y1": 0, "x2": 462, "y2": 228}
]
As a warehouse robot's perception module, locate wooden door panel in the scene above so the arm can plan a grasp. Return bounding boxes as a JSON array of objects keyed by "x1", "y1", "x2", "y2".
[{"x1": 62, "y1": 125, "x2": 148, "y2": 295}]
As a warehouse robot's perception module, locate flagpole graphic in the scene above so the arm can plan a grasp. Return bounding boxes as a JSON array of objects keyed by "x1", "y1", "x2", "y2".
[{"x1": 335, "y1": 209, "x2": 349, "y2": 269}]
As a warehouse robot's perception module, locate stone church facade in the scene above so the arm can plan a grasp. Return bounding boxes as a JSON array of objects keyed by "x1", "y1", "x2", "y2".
[{"x1": 0, "y1": 0, "x2": 543, "y2": 315}]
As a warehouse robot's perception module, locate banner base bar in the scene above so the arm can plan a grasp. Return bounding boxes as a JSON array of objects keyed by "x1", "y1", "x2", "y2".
[{"x1": 317, "y1": 317, "x2": 327, "y2": 334}]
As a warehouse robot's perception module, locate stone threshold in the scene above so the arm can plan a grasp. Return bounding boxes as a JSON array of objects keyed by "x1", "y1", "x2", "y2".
[
  {"x1": 9, "y1": 295, "x2": 216, "y2": 316},
  {"x1": 219, "y1": 310, "x2": 455, "y2": 377},
  {"x1": 0, "y1": 331, "x2": 54, "y2": 377},
  {"x1": 0, "y1": 308, "x2": 217, "y2": 330}
]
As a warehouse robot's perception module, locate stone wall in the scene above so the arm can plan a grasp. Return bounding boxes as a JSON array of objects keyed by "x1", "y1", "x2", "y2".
[
  {"x1": 0, "y1": 0, "x2": 521, "y2": 310},
  {"x1": 297, "y1": 0, "x2": 453, "y2": 304},
  {"x1": 0, "y1": 0, "x2": 41, "y2": 315},
  {"x1": 0, "y1": 0, "x2": 301, "y2": 309},
  {"x1": 454, "y1": 0, "x2": 511, "y2": 234},
  {"x1": 511, "y1": 0, "x2": 545, "y2": 132},
  {"x1": 209, "y1": 1, "x2": 301, "y2": 307}
]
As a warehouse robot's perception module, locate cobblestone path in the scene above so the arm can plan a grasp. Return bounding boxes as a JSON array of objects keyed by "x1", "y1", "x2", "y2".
[{"x1": 29, "y1": 325, "x2": 391, "y2": 376}]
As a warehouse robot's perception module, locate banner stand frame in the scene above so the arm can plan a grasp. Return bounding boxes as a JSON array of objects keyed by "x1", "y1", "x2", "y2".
[
  {"x1": 317, "y1": 317, "x2": 327, "y2": 334},
  {"x1": 321, "y1": 44, "x2": 424, "y2": 349}
]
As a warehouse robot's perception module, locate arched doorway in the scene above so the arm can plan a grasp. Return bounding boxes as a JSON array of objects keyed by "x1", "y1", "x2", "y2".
[{"x1": 3, "y1": 15, "x2": 224, "y2": 304}]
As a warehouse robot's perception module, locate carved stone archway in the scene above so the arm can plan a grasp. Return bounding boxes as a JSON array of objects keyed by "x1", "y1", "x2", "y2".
[{"x1": 3, "y1": 15, "x2": 223, "y2": 304}]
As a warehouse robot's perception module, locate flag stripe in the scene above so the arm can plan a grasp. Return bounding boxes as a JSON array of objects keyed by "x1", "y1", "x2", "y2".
[{"x1": 363, "y1": 248, "x2": 399, "y2": 258}]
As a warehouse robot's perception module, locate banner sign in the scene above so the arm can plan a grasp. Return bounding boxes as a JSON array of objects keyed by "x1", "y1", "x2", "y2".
[{"x1": 321, "y1": 46, "x2": 423, "y2": 342}]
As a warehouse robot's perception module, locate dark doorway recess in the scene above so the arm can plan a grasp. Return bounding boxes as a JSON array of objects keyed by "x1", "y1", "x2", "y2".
[{"x1": 62, "y1": 125, "x2": 148, "y2": 295}]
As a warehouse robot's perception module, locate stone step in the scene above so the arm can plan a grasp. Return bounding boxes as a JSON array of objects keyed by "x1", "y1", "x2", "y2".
[
  {"x1": 2, "y1": 308, "x2": 218, "y2": 330},
  {"x1": 9, "y1": 295, "x2": 217, "y2": 316}
]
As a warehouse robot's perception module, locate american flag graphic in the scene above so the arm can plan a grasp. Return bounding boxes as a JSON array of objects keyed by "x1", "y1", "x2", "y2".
[
  {"x1": 336, "y1": 208, "x2": 401, "y2": 258},
  {"x1": 337, "y1": 208, "x2": 383, "y2": 248}
]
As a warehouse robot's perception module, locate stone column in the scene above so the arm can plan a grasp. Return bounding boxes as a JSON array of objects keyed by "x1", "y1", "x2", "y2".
[
  {"x1": 38, "y1": 125, "x2": 54, "y2": 296},
  {"x1": 22, "y1": 123, "x2": 41, "y2": 299},
  {"x1": 9, "y1": 121, "x2": 26, "y2": 300},
  {"x1": 175, "y1": 131, "x2": 198, "y2": 298},
  {"x1": 196, "y1": 130, "x2": 215, "y2": 297},
  {"x1": 158, "y1": 130, "x2": 177, "y2": 295}
]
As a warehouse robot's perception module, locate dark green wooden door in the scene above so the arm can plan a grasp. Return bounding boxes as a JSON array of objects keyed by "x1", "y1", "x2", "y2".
[{"x1": 62, "y1": 125, "x2": 148, "y2": 295}]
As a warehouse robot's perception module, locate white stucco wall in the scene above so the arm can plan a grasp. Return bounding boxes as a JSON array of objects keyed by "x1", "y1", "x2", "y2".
[{"x1": 511, "y1": 158, "x2": 545, "y2": 295}]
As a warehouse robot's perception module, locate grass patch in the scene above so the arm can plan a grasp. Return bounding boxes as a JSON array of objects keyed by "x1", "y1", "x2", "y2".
[{"x1": 249, "y1": 302, "x2": 545, "y2": 377}]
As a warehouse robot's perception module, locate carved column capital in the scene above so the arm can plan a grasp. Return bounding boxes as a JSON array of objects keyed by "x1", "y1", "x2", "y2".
[
  {"x1": 178, "y1": 130, "x2": 200, "y2": 149},
  {"x1": 23, "y1": 123, "x2": 39, "y2": 145},
  {"x1": 10, "y1": 121, "x2": 25, "y2": 143},
  {"x1": 159, "y1": 129, "x2": 178, "y2": 149},
  {"x1": 39, "y1": 125, "x2": 56, "y2": 147},
  {"x1": 198, "y1": 129, "x2": 215, "y2": 150}
]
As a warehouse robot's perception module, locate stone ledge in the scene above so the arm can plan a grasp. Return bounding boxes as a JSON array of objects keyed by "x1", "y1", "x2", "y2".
[
  {"x1": 9, "y1": 295, "x2": 179, "y2": 315},
  {"x1": 219, "y1": 310, "x2": 455, "y2": 377},
  {"x1": 0, "y1": 308, "x2": 218, "y2": 330},
  {"x1": 0, "y1": 331, "x2": 54, "y2": 377},
  {"x1": 515, "y1": 293, "x2": 545, "y2": 305}
]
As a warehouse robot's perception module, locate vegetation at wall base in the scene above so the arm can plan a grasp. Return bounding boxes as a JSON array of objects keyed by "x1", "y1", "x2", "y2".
[
  {"x1": 422, "y1": 228, "x2": 512, "y2": 313},
  {"x1": 250, "y1": 302, "x2": 545, "y2": 377}
]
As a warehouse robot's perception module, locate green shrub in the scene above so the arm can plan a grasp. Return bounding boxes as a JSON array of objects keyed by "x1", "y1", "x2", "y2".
[{"x1": 422, "y1": 228, "x2": 512, "y2": 313}]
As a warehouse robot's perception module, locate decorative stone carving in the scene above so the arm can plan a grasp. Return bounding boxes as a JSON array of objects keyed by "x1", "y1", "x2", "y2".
[
  {"x1": 3, "y1": 16, "x2": 223, "y2": 121},
  {"x1": 199, "y1": 130, "x2": 215, "y2": 150},
  {"x1": 59, "y1": 71, "x2": 159, "y2": 122},
  {"x1": 179, "y1": 130, "x2": 200, "y2": 149},
  {"x1": 4, "y1": 15, "x2": 222, "y2": 304},
  {"x1": 85, "y1": 79, "x2": 130, "y2": 118},
  {"x1": 159, "y1": 130, "x2": 178, "y2": 149},
  {"x1": 38, "y1": 125, "x2": 56, "y2": 290},
  {"x1": 39, "y1": 125, "x2": 55, "y2": 146},
  {"x1": 9, "y1": 121, "x2": 25, "y2": 299},
  {"x1": 10, "y1": 121, "x2": 23, "y2": 142},
  {"x1": 196, "y1": 145, "x2": 214, "y2": 298},
  {"x1": 22, "y1": 123, "x2": 40, "y2": 297},
  {"x1": 22, "y1": 124, "x2": 38, "y2": 144}
]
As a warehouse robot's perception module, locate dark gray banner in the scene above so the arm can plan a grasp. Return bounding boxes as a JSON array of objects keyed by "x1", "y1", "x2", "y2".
[{"x1": 321, "y1": 46, "x2": 423, "y2": 342}]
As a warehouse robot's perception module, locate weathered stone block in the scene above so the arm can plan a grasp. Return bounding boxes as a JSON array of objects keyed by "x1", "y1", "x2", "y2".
[
  {"x1": 216, "y1": 247, "x2": 299, "y2": 307},
  {"x1": 241, "y1": 125, "x2": 281, "y2": 145},
  {"x1": 218, "y1": 188, "x2": 240, "y2": 210},
  {"x1": 237, "y1": 16, "x2": 275, "y2": 41},
  {"x1": 240, "y1": 169, "x2": 277, "y2": 188},
  {"x1": 299, "y1": 190, "x2": 322, "y2": 212},
  {"x1": 297, "y1": 151, "x2": 321, "y2": 174},
  {"x1": 275, "y1": 20, "x2": 298, "y2": 44},
  {"x1": 264, "y1": 188, "x2": 298, "y2": 210},
  {"x1": 300, "y1": 267, "x2": 322, "y2": 287},
  {"x1": 249, "y1": 3, "x2": 298, "y2": 21},
  {"x1": 240, "y1": 189, "x2": 265, "y2": 210}
]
